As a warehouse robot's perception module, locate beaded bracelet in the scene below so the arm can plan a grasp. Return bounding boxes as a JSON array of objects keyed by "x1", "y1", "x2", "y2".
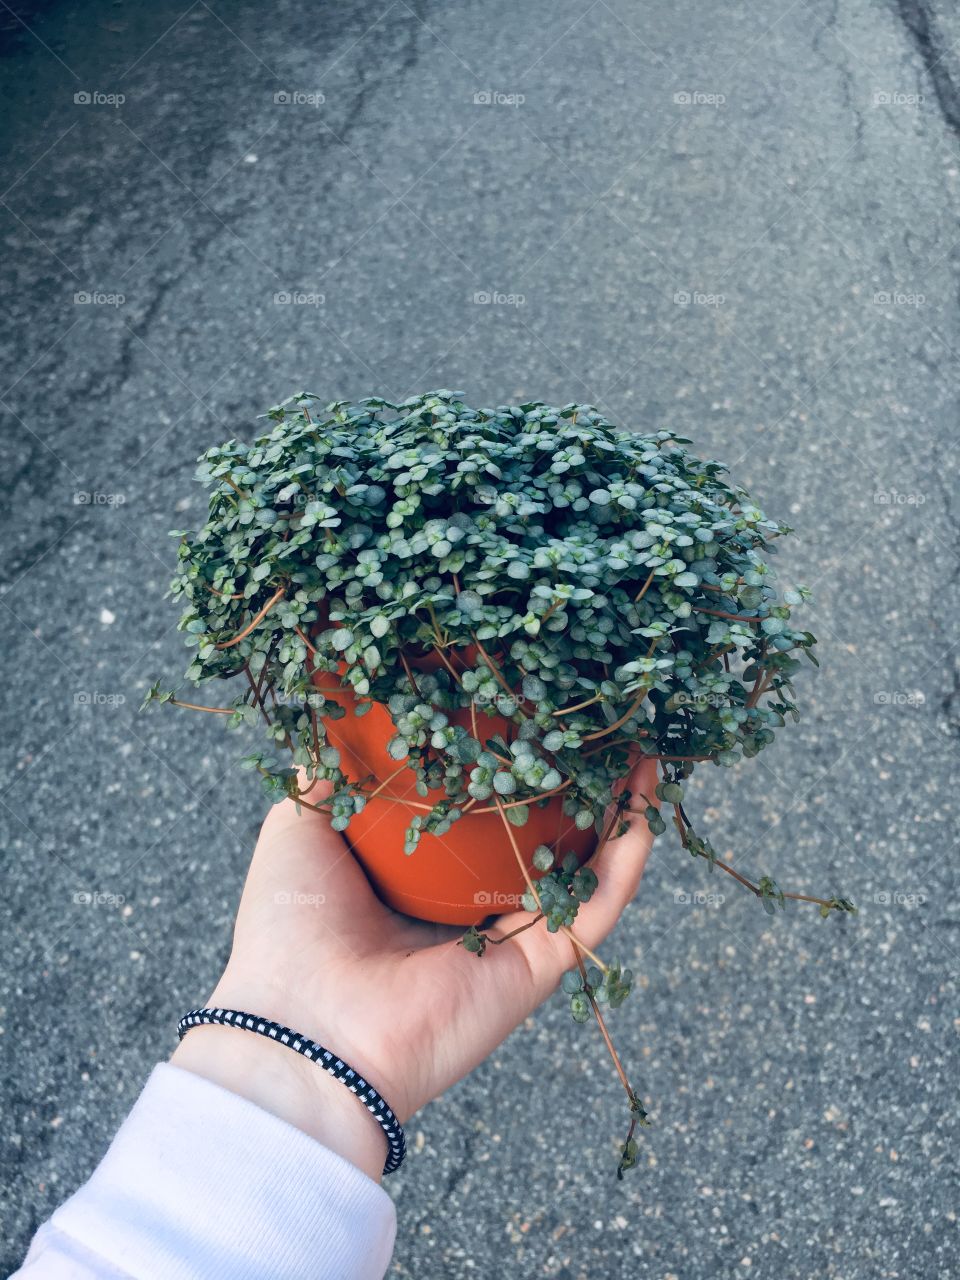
[{"x1": 177, "y1": 1007, "x2": 406, "y2": 1175}]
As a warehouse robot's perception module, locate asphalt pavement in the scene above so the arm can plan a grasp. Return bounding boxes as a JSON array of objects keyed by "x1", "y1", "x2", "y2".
[{"x1": 1, "y1": 1, "x2": 958, "y2": 1276}]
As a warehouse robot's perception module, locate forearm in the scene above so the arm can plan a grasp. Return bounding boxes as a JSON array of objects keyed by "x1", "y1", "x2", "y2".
[
  {"x1": 170, "y1": 1019, "x2": 388, "y2": 1184},
  {"x1": 12, "y1": 1062, "x2": 397, "y2": 1279}
]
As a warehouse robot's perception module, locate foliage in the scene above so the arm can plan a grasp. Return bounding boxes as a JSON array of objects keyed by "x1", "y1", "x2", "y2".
[
  {"x1": 148, "y1": 389, "x2": 855, "y2": 1175},
  {"x1": 151, "y1": 388, "x2": 819, "y2": 833}
]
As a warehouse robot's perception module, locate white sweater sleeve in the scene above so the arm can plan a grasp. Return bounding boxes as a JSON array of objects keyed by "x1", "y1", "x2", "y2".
[{"x1": 11, "y1": 1063, "x2": 397, "y2": 1280}]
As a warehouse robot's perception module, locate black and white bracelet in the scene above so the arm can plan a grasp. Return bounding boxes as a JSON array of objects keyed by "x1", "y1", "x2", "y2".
[{"x1": 177, "y1": 1007, "x2": 406, "y2": 1175}]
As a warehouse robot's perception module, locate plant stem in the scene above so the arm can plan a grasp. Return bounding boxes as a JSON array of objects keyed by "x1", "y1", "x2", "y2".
[
  {"x1": 243, "y1": 663, "x2": 273, "y2": 726},
  {"x1": 572, "y1": 946, "x2": 634, "y2": 1099},
  {"x1": 425, "y1": 601, "x2": 445, "y2": 647},
  {"x1": 581, "y1": 635, "x2": 660, "y2": 745},
  {"x1": 431, "y1": 645, "x2": 464, "y2": 683},
  {"x1": 358, "y1": 792, "x2": 434, "y2": 812},
  {"x1": 214, "y1": 585, "x2": 286, "y2": 650},
  {"x1": 468, "y1": 696, "x2": 514, "y2": 762},
  {"x1": 364, "y1": 762, "x2": 412, "y2": 803},
  {"x1": 696, "y1": 643, "x2": 735, "y2": 671},
  {"x1": 581, "y1": 733, "x2": 650, "y2": 757},
  {"x1": 475, "y1": 779, "x2": 572, "y2": 813},
  {"x1": 310, "y1": 704, "x2": 321, "y2": 766},
  {"x1": 169, "y1": 698, "x2": 235, "y2": 715},
  {"x1": 254, "y1": 636, "x2": 279, "y2": 706},
  {"x1": 581, "y1": 793, "x2": 629, "y2": 874},
  {"x1": 746, "y1": 670, "x2": 774, "y2": 708},
  {"x1": 539, "y1": 597, "x2": 565, "y2": 625},
  {"x1": 486, "y1": 913, "x2": 544, "y2": 944},
  {"x1": 669, "y1": 803, "x2": 838, "y2": 909},
  {"x1": 491, "y1": 795, "x2": 606, "y2": 972},
  {"x1": 471, "y1": 634, "x2": 521, "y2": 705},
  {"x1": 293, "y1": 624, "x2": 317, "y2": 656},
  {"x1": 399, "y1": 650, "x2": 422, "y2": 697},
  {"x1": 564, "y1": 930, "x2": 608, "y2": 972},
  {"x1": 291, "y1": 792, "x2": 331, "y2": 815},
  {"x1": 582, "y1": 688, "x2": 649, "y2": 742},
  {"x1": 633, "y1": 567, "x2": 657, "y2": 604},
  {"x1": 552, "y1": 692, "x2": 603, "y2": 717},
  {"x1": 222, "y1": 475, "x2": 249, "y2": 501},
  {"x1": 694, "y1": 605, "x2": 763, "y2": 624}
]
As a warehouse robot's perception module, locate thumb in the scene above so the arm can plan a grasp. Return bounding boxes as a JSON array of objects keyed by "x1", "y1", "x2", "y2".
[
  {"x1": 571, "y1": 756, "x2": 660, "y2": 951},
  {"x1": 258, "y1": 772, "x2": 334, "y2": 842}
]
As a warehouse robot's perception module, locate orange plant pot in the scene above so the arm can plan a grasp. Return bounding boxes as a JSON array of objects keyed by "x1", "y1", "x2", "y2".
[{"x1": 313, "y1": 657, "x2": 597, "y2": 925}]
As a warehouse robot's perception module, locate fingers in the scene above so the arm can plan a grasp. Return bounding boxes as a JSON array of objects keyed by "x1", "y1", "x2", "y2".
[
  {"x1": 573, "y1": 756, "x2": 660, "y2": 950},
  {"x1": 251, "y1": 777, "x2": 360, "y2": 895},
  {"x1": 501, "y1": 756, "x2": 660, "y2": 988}
]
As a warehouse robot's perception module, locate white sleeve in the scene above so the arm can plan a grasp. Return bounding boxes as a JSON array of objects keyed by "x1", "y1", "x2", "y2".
[{"x1": 11, "y1": 1063, "x2": 397, "y2": 1280}]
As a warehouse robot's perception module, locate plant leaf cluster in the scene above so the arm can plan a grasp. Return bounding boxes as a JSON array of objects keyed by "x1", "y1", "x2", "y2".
[{"x1": 153, "y1": 389, "x2": 817, "y2": 860}]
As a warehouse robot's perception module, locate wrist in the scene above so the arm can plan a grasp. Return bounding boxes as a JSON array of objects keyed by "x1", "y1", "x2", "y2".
[{"x1": 170, "y1": 1004, "x2": 389, "y2": 1184}]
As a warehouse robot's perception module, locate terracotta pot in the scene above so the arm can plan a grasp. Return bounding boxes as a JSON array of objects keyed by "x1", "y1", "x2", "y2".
[{"x1": 313, "y1": 652, "x2": 597, "y2": 925}]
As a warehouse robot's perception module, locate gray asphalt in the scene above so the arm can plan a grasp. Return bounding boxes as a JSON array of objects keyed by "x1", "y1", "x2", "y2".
[{"x1": 2, "y1": 1, "x2": 958, "y2": 1276}]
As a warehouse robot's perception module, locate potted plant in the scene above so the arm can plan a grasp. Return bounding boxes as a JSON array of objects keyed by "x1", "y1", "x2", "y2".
[{"x1": 146, "y1": 388, "x2": 854, "y2": 1174}]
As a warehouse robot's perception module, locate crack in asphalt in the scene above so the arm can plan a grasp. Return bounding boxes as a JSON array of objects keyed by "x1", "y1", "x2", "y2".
[
  {"x1": 2, "y1": 3, "x2": 435, "y2": 588},
  {"x1": 892, "y1": 3, "x2": 960, "y2": 740},
  {"x1": 894, "y1": 0, "x2": 960, "y2": 136},
  {"x1": 931, "y1": 464, "x2": 960, "y2": 738},
  {"x1": 104, "y1": 2, "x2": 432, "y2": 413},
  {"x1": 814, "y1": 0, "x2": 866, "y2": 153}
]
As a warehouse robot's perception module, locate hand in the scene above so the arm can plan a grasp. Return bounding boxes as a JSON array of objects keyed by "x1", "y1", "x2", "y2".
[{"x1": 172, "y1": 758, "x2": 658, "y2": 1181}]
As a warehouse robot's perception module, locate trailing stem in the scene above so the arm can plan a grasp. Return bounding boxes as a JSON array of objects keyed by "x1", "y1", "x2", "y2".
[
  {"x1": 668, "y1": 802, "x2": 855, "y2": 915},
  {"x1": 572, "y1": 945, "x2": 649, "y2": 1180},
  {"x1": 492, "y1": 795, "x2": 608, "y2": 972}
]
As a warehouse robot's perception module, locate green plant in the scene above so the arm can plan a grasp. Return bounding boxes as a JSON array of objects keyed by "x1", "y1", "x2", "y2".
[{"x1": 146, "y1": 389, "x2": 855, "y2": 1175}]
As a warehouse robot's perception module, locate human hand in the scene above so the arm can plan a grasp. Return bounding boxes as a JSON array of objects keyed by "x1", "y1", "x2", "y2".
[{"x1": 172, "y1": 757, "x2": 658, "y2": 1181}]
